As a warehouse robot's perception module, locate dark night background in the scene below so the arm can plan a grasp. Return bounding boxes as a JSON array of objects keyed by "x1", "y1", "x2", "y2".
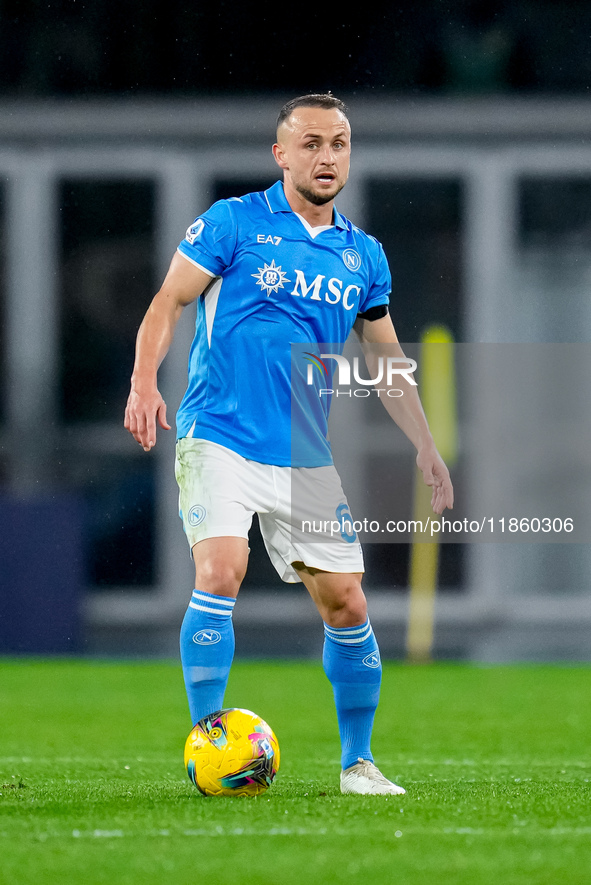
[{"x1": 1, "y1": 0, "x2": 590, "y2": 98}]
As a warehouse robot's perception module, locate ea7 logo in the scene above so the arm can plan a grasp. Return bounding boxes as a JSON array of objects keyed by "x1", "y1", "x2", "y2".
[{"x1": 257, "y1": 234, "x2": 282, "y2": 245}]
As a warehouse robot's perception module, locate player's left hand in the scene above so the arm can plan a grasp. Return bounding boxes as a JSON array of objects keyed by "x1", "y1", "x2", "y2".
[{"x1": 416, "y1": 444, "x2": 454, "y2": 515}]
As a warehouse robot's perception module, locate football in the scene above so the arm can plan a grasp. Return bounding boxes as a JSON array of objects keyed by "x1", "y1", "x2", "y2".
[{"x1": 184, "y1": 708, "x2": 280, "y2": 797}]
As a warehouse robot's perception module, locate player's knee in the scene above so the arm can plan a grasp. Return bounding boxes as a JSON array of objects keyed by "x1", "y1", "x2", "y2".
[
  {"x1": 194, "y1": 557, "x2": 244, "y2": 597},
  {"x1": 322, "y1": 580, "x2": 367, "y2": 628}
]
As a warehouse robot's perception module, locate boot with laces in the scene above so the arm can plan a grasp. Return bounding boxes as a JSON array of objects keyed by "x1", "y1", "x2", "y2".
[{"x1": 340, "y1": 758, "x2": 406, "y2": 795}]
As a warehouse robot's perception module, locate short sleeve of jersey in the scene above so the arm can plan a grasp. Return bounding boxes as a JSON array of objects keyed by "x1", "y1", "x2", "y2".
[
  {"x1": 177, "y1": 199, "x2": 237, "y2": 277},
  {"x1": 358, "y1": 240, "x2": 391, "y2": 314}
]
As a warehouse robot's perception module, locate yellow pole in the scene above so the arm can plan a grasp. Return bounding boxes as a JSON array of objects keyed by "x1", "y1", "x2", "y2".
[{"x1": 406, "y1": 325, "x2": 457, "y2": 663}]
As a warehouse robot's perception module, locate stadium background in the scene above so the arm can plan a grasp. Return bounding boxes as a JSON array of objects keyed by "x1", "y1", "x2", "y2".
[{"x1": 1, "y1": 0, "x2": 590, "y2": 661}]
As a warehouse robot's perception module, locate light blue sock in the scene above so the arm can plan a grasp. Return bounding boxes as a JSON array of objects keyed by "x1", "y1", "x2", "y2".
[
  {"x1": 323, "y1": 618, "x2": 382, "y2": 770},
  {"x1": 180, "y1": 589, "x2": 235, "y2": 726}
]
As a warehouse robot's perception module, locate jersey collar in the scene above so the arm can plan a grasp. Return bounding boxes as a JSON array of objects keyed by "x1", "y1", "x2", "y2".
[{"x1": 264, "y1": 180, "x2": 348, "y2": 231}]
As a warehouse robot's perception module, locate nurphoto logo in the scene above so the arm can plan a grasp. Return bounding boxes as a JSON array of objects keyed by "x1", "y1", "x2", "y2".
[{"x1": 303, "y1": 352, "x2": 418, "y2": 398}]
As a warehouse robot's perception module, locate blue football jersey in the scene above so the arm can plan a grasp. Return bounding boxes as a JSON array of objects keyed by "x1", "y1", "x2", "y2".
[{"x1": 176, "y1": 181, "x2": 391, "y2": 467}]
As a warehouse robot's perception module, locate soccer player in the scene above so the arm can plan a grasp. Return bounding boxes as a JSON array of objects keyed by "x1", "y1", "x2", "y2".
[{"x1": 125, "y1": 94, "x2": 453, "y2": 795}]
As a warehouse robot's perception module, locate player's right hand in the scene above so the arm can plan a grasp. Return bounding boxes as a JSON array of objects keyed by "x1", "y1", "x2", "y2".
[{"x1": 124, "y1": 387, "x2": 171, "y2": 451}]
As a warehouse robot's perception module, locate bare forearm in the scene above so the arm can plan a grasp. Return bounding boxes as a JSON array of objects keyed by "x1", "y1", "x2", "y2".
[
  {"x1": 354, "y1": 313, "x2": 453, "y2": 512},
  {"x1": 369, "y1": 347, "x2": 454, "y2": 513},
  {"x1": 130, "y1": 294, "x2": 182, "y2": 391},
  {"x1": 130, "y1": 251, "x2": 212, "y2": 391},
  {"x1": 125, "y1": 251, "x2": 212, "y2": 450},
  {"x1": 379, "y1": 382, "x2": 433, "y2": 453},
  {"x1": 125, "y1": 292, "x2": 179, "y2": 450},
  {"x1": 362, "y1": 338, "x2": 434, "y2": 452}
]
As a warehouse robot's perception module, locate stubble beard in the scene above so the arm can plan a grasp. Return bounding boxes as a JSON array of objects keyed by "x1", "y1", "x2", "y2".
[{"x1": 294, "y1": 178, "x2": 346, "y2": 206}]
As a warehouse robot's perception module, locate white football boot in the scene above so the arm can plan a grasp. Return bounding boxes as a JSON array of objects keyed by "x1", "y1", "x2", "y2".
[{"x1": 340, "y1": 758, "x2": 406, "y2": 795}]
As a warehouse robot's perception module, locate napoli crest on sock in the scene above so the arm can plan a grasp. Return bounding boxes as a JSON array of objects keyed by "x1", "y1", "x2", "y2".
[
  {"x1": 193, "y1": 630, "x2": 222, "y2": 645},
  {"x1": 362, "y1": 651, "x2": 381, "y2": 669}
]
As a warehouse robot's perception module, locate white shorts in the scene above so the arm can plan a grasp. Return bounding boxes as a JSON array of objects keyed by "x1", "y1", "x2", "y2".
[{"x1": 175, "y1": 438, "x2": 364, "y2": 583}]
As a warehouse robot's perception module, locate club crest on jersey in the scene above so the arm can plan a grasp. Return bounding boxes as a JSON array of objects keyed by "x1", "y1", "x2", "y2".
[
  {"x1": 342, "y1": 249, "x2": 361, "y2": 272},
  {"x1": 252, "y1": 259, "x2": 290, "y2": 296}
]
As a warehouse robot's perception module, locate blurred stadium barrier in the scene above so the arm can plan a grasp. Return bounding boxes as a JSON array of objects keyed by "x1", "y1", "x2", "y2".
[{"x1": 1, "y1": 97, "x2": 591, "y2": 659}]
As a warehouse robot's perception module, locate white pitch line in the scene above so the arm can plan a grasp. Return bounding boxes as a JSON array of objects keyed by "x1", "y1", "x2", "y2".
[
  {"x1": 0, "y1": 756, "x2": 178, "y2": 764},
  {"x1": 2, "y1": 757, "x2": 589, "y2": 768},
  {"x1": 387, "y1": 760, "x2": 591, "y2": 768},
  {"x1": 1, "y1": 826, "x2": 590, "y2": 840}
]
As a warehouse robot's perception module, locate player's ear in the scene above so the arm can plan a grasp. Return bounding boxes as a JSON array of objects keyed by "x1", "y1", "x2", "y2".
[{"x1": 272, "y1": 142, "x2": 288, "y2": 170}]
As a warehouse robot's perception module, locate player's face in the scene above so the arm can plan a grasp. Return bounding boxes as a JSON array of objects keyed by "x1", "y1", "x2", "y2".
[{"x1": 273, "y1": 107, "x2": 351, "y2": 206}]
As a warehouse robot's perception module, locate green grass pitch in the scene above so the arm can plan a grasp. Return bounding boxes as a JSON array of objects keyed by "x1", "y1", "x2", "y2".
[{"x1": 1, "y1": 659, "x2": 590, "y2": 885}]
